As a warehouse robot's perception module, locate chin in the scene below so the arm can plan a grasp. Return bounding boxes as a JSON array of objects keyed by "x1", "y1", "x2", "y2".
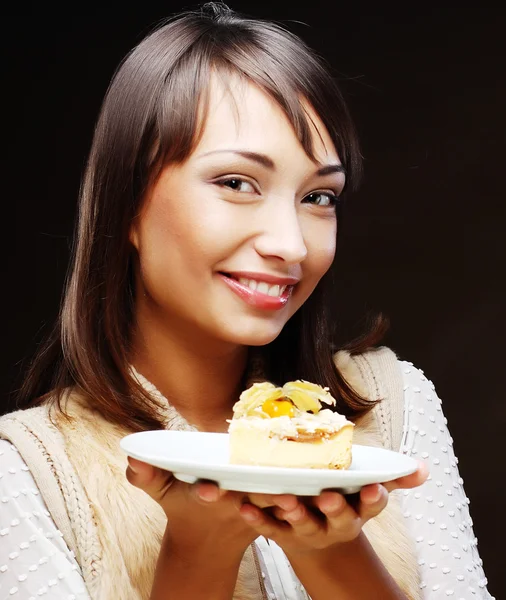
[{"x1": 220, "y1": 320, "x2": 286, "y2": 347}]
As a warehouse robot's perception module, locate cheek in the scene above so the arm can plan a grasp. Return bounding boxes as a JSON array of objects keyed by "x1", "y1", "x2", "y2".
[
  {"x1": 134, "y1": 199, "x2": 196, "y2": 289},
  {"x1": 137, "y1": 190, "x2": 240, "y2": 274},
  {"x1": 142, "y1": 187, "x2": 207, "y2": 253},
  {"x1": 304, "y1": 221, "x2": 337, "y2": 277}
]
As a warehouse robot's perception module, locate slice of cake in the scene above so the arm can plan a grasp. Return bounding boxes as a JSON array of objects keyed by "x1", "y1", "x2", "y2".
[{"x1": 228, "y1": 380, "x2": 354, "y2": 469}]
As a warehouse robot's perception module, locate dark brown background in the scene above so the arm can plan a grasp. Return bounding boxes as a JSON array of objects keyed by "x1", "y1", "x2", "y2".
[{"x1": 3, "y1": 2, "x2": 504, "y2": 597}]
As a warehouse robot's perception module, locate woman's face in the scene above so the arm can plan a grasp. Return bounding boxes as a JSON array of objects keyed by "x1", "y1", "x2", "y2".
[{"x1": 130, "y1": 75, "x2": 345, "y2": 349}]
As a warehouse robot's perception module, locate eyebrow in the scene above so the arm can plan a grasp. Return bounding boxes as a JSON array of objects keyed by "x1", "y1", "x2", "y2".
[{"x1": 199, "y1": 149, "x2": 346, "y2": 177}]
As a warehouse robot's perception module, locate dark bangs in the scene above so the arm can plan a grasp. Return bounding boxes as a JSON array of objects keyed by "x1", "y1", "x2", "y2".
[{"x1": 132, "y1": 10, "x2": 362, "y2": 193}]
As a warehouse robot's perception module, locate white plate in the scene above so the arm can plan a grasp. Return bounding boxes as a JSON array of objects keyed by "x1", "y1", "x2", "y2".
[{"x1": 120, "y1": 430, "x2": 417, "y2": 495}]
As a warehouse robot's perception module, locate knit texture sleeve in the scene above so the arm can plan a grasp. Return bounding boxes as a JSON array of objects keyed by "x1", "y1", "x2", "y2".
[
  {"x1": 399, "y1": 361, "x2": 495, "y2": 599},
  {"x1": 0, "y1": 439, "x2": 91, "y2": 599}
]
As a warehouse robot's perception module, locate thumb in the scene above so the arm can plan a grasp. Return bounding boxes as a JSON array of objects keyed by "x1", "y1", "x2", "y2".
[
  {"x1": 126, "y1": 457, "x2": 175, "y2": 501},
  {"x1": 383, "y1": 460, "x2": 429, "y2": 493}
]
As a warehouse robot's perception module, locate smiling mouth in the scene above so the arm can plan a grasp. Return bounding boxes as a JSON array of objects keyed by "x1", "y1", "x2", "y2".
[
  {"x1": 219, "y1": 272, "x2": 296, "y2": 309},
  {"x1": 221, "y1": 273, "x2": 288, "y2": 298}
]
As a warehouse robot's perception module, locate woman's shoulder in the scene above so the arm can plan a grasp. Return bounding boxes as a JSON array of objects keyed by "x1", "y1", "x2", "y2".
[
  {"x1": 334, "y1": 345, "x2": 432, "y2": 395},
  {"x1": 0, "y1": 388, "x2": 95, "y2": 428},
  {"x1": 0, "y1": 437, "x2": 41, "y2": 497},
  {"x1": 0, "y1": 388, "x2": 88, "y2": 456},
  {"x1": 0, "y1": 402, "x2": 53, "y2": 438},
  {"x1": 333, "y1": 345, "x2": 405, "y2": 399},
  {"x1": 334, "y1": 346, "x2": 440, "y2": 451}
]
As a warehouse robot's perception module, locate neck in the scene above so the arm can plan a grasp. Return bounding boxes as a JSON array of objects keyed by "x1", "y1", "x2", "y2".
[{"x1": 130, "y1": 315, "x2": 249, "y2": 433}]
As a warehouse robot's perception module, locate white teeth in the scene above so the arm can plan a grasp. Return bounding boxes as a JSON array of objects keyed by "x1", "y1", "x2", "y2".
[
  {"x1": 234, "y1": 277, "x2": 288, "y2": 297},
  {"x1": 256, "y1": 282, "x2": 269, "y2": 295}
]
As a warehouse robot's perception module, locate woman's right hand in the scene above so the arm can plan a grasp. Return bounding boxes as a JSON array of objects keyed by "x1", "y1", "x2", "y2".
[
  {"x1": 125, "y1": 457, "x2": 311, "y2": 599},
  {"x1": 127, "y1": 457, "x2": 271, "y2": 599},
  {"x1": 126, "y1": 457, "x2": 257, "y2": 559}
]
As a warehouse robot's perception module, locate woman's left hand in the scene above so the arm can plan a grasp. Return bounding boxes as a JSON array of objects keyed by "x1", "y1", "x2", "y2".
[{"x1": 233, "y1": 460, "x2": 429, "y2": 557}]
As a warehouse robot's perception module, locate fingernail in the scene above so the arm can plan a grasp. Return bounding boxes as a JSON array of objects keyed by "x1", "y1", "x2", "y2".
[
  {"x1": 369, "y1": 485, "x2": 382, "y2": 502},
  {"x1": 127, "y1": 457, "x2": 139, "y2": 473},
  {"x1": 277, "y1": 497, "x2": 297, "y2": 511},
  {"x1": 286, "y1": 507, "x2": 303, "y2": 522},
  {"x1": 321, "y1": 495, "x2": 343, "y2": 512},
  {"x1": 197, "y1": 487, "x2": 219, "y2": 502},
  {"x1": 241, "y1": 509, "x2": 259, "y2": 522}
]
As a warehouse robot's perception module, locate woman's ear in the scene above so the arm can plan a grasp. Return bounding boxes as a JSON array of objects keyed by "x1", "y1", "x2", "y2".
[{"x1": 129, "y1": 222, "x2": 140, "y2": 250}]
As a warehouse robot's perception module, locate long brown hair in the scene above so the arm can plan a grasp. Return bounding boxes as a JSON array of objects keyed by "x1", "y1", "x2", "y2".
[{"x1": 17, "y1": 3, "x2": 386, "y2": 431}]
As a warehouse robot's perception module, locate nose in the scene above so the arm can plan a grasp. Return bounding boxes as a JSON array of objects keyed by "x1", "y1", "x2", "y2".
[{"x1": 253, "y1": 200, "x2": 308, "y2": 264}]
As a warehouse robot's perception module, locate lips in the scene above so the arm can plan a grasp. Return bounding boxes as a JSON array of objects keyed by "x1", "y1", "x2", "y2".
[{"x1": 219, "y1": 272, "x2": 297, "y2": 310}]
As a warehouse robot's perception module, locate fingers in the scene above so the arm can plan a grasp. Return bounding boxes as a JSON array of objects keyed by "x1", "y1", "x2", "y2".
[
  {"x1": 237, "y1": 476, "x2": 414, "y2": 551},
  {"x1": 315, "y1": 491, "x2": 362, "y2": 542},
  {"x1": 241, "y1": 496, "x2": 330, "y2": 545},
  {"x1": 274, "y1": 502, "x2": 324, "y2": 537},
  {"x1": 126, "y1": 463, "x2": 231, "y2": 509},
  {"x1": 189, "y1": 486, "x2": 298, "y2": 512},
  {"x1": 193, "y1": 480, "x2": 227, "y2": 503},
  {"x1": 357, "y1": 484, "x2": 389, "y2": 521},
  {"x1": 239, "y1": 503, "x2": 291, "y2": 538},
  {"x1": 240, "y1": 487, "x2": 391, "y2": 550},
  {"x1": 316, "y1": 491, "x2": 348, "y2": 518},
  {"x1": 315, "y1": 487, "x2": 387, "y2": 541},
  {"x1": 241, "y1": 493, "x2": 352, "y2": 548},
  {"x1": 126, "y1": 457, "x2": 175, "y2": 501},
  {"x1": 383, "y1": 460, "x2": 429, "y2": 493},
  {"x1": 247, "y1": 493, "x2": 299, "y2": 511}
]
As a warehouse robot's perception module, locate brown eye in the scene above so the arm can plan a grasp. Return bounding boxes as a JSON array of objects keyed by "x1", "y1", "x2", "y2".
[
  {"x1": 303, "y1": 192, "x2": 340, "y2": 207},
  {"x1": 219, "y1": 178, "x2": 256, "y2": 193}
]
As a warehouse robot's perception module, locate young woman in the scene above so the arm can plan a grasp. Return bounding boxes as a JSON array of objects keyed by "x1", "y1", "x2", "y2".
[{"x1": 0, "y1": 4, "x2": 493, "y2": 599}]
